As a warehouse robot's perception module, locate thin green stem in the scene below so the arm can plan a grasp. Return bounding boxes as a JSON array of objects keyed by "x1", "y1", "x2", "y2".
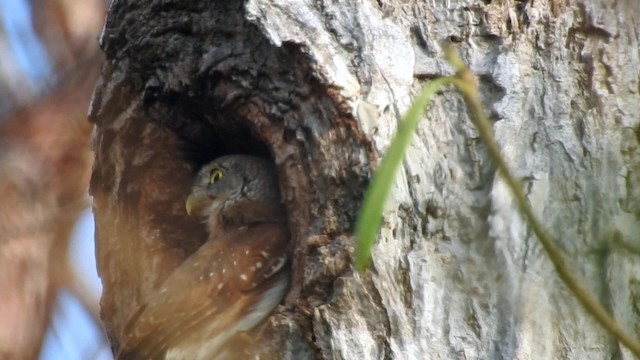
[
  {"x1": 354, "y1": 76, "x2": 454, "y2": 271},
  {"x1": 445, "y1": 47, "x2": 640, "y2": 358}
]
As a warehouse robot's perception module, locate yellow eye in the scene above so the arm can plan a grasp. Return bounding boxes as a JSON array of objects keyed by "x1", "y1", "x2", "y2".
[{"x1": 209, "y1": 168, "x2": 224, "y2": 184}]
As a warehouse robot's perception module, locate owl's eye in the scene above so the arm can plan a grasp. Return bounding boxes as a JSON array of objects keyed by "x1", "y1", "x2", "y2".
[{"x1": 209, "y1": 168, "x2": 224, "y2": 184}]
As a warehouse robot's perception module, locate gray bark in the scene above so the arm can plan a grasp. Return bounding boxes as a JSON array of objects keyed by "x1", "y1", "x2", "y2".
[{"x1": 91, "y1": 0, "x2": 640, "y2": 359}]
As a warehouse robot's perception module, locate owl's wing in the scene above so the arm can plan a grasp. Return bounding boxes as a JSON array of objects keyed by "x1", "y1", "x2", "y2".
[{"x1": 116, "y1": 222, "x2": 289, "y2": 360}]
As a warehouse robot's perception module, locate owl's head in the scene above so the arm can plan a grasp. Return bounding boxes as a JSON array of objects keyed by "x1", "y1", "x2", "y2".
[{"x1": 185, "y1": 155, "x2": 285, "y2": 228}]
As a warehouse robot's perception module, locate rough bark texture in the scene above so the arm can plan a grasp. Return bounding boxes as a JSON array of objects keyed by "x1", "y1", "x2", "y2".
[{"x1": 92, "y1": 0, "x2": 640, "y2": 359}]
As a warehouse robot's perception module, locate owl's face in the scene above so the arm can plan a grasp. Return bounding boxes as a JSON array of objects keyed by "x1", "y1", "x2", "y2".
[{"x1": 185, "y1": 155, "x2": 283, "y2": 223}]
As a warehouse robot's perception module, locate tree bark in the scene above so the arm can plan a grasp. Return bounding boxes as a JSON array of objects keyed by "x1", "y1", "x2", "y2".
[{"x1": 92, "y1": 0, "x2": 640, "y2": 359}]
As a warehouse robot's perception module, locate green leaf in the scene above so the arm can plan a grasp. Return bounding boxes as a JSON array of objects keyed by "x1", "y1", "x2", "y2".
[{"x1": 354, "y1": 77, "x2": 452, "y2": 271}]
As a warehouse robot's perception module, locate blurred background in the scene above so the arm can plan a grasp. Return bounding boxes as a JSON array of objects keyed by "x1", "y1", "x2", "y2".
[{"x1": 0, "y1": 0, "x2": 111, "y2": 359}]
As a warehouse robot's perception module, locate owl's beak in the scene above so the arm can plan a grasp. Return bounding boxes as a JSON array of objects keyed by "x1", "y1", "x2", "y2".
[{"x1": 185, "y1": 193, "x2": 206, "y2": 216}]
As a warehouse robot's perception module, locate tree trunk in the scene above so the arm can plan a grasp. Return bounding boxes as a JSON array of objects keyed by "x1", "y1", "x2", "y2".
[{"x1": 91, "y1": 0, "x2": 640, "y2": 359}]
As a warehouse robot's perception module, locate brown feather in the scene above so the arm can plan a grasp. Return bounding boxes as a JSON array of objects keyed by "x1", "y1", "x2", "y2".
[{"x1": 117, "y1": 222, "x2": 289, "y2": 360}]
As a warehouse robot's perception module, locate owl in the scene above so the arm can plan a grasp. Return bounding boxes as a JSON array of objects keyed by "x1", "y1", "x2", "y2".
[{"x1": 116, "y1": 155, "x2": 290, "y2": 360}]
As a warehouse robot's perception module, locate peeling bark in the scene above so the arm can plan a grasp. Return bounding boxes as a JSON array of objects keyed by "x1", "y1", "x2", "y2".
[{"x1": 93, "y1": 0, "x2": 640, "y2": 359}]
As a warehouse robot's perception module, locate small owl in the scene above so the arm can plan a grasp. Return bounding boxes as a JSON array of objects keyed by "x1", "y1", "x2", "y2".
[{"x1": 116, "y1": 155, "x2": 289, "y2": 360}]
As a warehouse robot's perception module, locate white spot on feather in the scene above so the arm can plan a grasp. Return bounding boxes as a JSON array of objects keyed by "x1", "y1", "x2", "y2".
[
  {"x1": 267, "y1": 256, "x2": 286, "y2": 276},
  {"x1": 165, "y1": 277, "x2": 288, "y2": 360}
]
